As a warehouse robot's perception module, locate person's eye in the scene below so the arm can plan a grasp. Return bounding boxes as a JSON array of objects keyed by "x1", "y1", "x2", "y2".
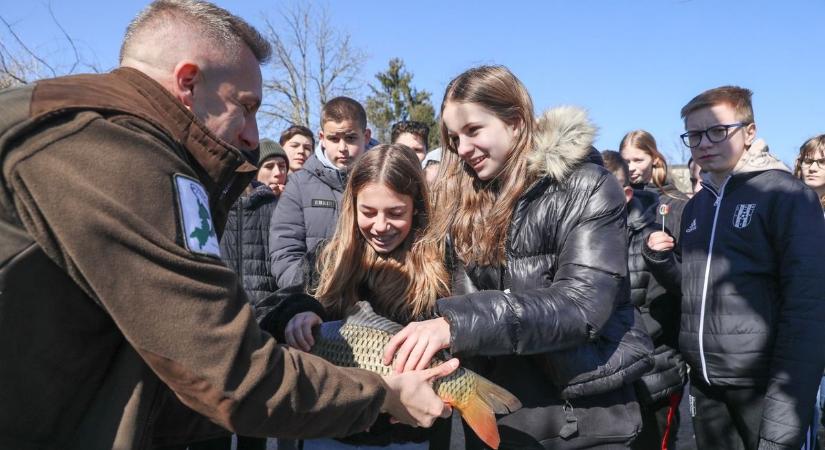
[
  {"x1": 707, "y1": 126, "x2": 727, "y2": 139},
  {"x1": 345, "y1": 135, "x2": 358, "y2": 143},
  {"x1": 467, "y1": 126, "x2": 480, "y2": 136}
]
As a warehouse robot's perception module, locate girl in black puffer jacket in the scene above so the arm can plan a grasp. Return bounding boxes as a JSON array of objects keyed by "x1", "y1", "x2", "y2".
[{"x1": 382, "y1": 65, "x2": 654, "y2": 450}]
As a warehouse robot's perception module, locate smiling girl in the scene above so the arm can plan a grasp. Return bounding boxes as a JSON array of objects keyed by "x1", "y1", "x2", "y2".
[
  {"x1": 383, "y1": 65, "x2": 654, "y2": 449},
  {"x1": 268, "y1": 143, "x2": 450, "y2": 449}
]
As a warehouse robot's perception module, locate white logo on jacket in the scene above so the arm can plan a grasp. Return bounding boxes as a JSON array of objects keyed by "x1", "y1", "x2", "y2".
[
  {"x1": 732, "y1": 204, "x2": 756, "y2": 229},
  {"x1": 685, "y1": 219, "x2": 697, "y2": 233}
]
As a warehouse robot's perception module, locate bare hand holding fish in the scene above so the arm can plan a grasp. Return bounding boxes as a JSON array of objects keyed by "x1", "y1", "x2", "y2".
[{"x1": 306, "y1": 302, "x2": 522, "y2": 448}]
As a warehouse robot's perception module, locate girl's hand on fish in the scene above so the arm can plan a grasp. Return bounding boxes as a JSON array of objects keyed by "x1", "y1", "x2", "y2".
[
  {"x1": 285, "y1": 311, "x2": 323, "y2": 351},
  {"x1": 381, "y1": 357, "x2": 459, "y2": 427},
  {"x1": 382, "y1": 317, "x2": 451, "y2": 373},
  {"x1": 646, "y1": 231, "x2": 674, "y2": 252}
]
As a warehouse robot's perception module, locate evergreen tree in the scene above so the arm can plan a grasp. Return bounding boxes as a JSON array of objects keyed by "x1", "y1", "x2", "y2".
[{"x1": 366, "y1": 58, "x2": 438, "y2": 148}]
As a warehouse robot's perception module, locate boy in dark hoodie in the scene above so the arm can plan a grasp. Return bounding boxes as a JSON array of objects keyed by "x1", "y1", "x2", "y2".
[{"x1": 645, "y1": 86, "x2": 825, "y2": 450}]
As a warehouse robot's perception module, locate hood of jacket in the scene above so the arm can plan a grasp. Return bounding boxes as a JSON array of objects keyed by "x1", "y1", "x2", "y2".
[
  {"x1": 704, "y1": 138, "x2": 791, "y2": 190},
  {"x1": 528, "y1": 106, "x2": 598, "y2": 183},
  {"x1": 303, "y1": 152, "x2": 347, "y2": 192}
]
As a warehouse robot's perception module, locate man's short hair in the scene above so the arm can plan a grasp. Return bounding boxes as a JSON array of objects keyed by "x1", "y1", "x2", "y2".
[
  {"x1": 120, "y1": 0, "x2": 271, "y2": 64},
  {"x1": 680, "y1": 85, "x2": 754, "y2": 124},
  {"x1": 320, "y1": 97, "x2": 367, "y2": 131},
  {"x1": 601, "y1": 150, "x2": 630, "y2": 187},
  {"x1": 279, "y1": 125, "x2": 315, "y2": 148},
  {"x1": 391, "y1": 121, "x2": 430, "y2": 147}
]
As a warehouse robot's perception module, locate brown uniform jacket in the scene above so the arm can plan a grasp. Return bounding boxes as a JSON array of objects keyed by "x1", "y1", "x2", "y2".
[{"x1": 0, "y1": 68, "x2": 386, "y2": 450}]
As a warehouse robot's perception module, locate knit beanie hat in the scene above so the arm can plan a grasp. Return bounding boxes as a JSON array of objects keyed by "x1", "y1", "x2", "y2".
[{"x1": 258, "y1": 139, "x2": 287, "y2": 165}]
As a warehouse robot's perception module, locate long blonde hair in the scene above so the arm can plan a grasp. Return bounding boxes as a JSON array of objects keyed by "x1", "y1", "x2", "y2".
[
  {"x1": 421, "y1": 65, "x2": 537, "y2": 267},
  {"x1": 795, "y1": 135, "x2": 825, "y2": 209},
  {"x1": 619, "y1": 129, "x2": 669, "y2": 189},
  {"x1": 313, "y1": 144, "x2": 450, "y2": 321}
]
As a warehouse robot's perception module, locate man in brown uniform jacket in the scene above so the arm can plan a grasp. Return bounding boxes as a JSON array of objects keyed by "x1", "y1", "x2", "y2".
[{"x1": 0, "y1": 1, "x2": 455, "y2": 449}]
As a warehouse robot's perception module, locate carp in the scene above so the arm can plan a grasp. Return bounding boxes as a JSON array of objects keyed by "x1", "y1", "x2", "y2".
[{"x1": 311, "y1": 301, "x2": 522, "y2": 449}]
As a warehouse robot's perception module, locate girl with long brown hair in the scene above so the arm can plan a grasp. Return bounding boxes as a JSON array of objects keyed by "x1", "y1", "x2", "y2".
[
  {"x1": 382, "y1": 65, "x2": 653, "y2": 449},
  {"x1": 274, "y1": 143, "x2": 450, "y2": 449}
]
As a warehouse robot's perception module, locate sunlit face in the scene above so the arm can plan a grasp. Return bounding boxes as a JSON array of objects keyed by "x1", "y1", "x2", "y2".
[
  {"x1": 356, "y1": 182, "x2": 414, "y2": 254},
  {"x1": 283, "y1": 134, "x2": 313, "y2": 172},
  {"x1": 190, "y1": 48, "x2": 262, "y2": 152},
  {"x1": 320, "y1": 120, "x2": 370, "y2": 170},
  {"x1": 685, "y1": 104, "x2": 755, "y2": 183},
  {"x1": 256, "y1": 156, "x2": 288, "y2": 195},
  {"x1": 621, "y1": 146, "x2": 654, "y2": 186},
  {"x1": 801, "y1": 149, "x2": 825, "y2": 193},
  {"x1": 442, "y1": 101, "x2": 518, "y2": 181},
  {"x1": 394, "y1": 132, "x2": 427, "y2": 161}
]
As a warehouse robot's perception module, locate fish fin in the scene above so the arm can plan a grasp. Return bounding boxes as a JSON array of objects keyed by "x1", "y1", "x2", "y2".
[
  {"x1": 343, "y1": 301, "x2": 404, "y2": 334},
  {"x1": 452, "y1": 373, "x2": 522, "y2": 449},
  {"x1": 454, "y1": 392, "x2": 502, "y2": 449},
  {"x1": 474, "y1": 373, "x2": 522, "y2": 414}
]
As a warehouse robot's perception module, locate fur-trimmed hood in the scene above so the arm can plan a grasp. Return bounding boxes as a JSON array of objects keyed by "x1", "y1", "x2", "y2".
[{"x1": 529, "y1": 106, "x2": 598, "y2": 182}]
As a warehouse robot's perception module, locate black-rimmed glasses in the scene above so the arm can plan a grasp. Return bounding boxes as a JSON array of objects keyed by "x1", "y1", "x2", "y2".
[
  {"x1": 802, "y1": 157, "x2": 825, "y2": 168},
  {"x1": 680, "y1": 123, "x2": 750, "y2": 148}
]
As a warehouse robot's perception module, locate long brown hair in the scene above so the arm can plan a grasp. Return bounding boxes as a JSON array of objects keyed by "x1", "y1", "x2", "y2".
[
  {"x1": 313, "y1": 144, "x2": 450, "y2": 321},
  {"x1": 420, "y1": 65, "x2": 537, "y2": 267},
  {"x1": 795, "y1": 134, "x2": 825, "y2": 209},
  {"x1": 619, "y1": 129, "x2": 669, "y2": 189}
]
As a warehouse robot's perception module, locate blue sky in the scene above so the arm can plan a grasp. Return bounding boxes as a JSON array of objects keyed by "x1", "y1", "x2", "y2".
[{"x1": 4, "y1": 1, "x2": 824, "y2": 165}]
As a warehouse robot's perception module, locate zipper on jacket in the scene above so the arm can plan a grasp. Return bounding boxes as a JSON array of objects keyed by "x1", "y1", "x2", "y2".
[
  {"x1": 697, "y1": 175, "x2": 730, "y2": 385},
  {"x1": 235, "y1": 199, "x2": 243, "y2": 277}
]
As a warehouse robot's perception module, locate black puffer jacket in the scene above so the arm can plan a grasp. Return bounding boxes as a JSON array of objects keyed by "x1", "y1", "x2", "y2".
[
  {"x1": 632, "y1": 180, "x2": 689, "y2": 243},
  {"x1": 220, "y1": 182, "x2": 278, "y2": 305},
  {"x1": 660, "y1": 141, "x2": 825, "y2": 449},
  {"x1": 626, "y1": 191, "x2": 686, "y2": 406},
  {"x1": 434, "y1": 107, "x2": 654, "y2": 449}
]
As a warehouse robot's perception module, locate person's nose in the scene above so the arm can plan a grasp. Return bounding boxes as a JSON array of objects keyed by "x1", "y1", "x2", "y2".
[
  {"x1": 373, "y1": 215, "x2": 391, "y2": 233},
  {"x1": 239, "y1": 117, "x2": 259, "y2": 151},
  {"x1": 697, "y1": 131, "x2": 714, "y2": 151},
  {"x1": 456, "y1": 136, "x2": 473, "y2": 159}
]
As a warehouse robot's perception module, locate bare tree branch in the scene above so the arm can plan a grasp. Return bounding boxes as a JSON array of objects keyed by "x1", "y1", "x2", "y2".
[{"x1": 260, "y1": 1, "x2": 366, "y2": 133}]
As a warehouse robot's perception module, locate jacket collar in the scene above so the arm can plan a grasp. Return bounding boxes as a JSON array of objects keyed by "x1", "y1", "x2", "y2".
[
  {"x1": 303, "y1": 153, "x2": 346, "y2": 191},
  {"x1": 528, "y1": 106, "x2": 598, "y2": 182},
  {"x1": 30, "y1": 67, "x2": 257, "y2": 204}
]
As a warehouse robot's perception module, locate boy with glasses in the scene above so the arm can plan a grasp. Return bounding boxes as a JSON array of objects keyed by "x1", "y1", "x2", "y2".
[{"x1": 644, "y1": 86, "x2": 825, "y2": 449}]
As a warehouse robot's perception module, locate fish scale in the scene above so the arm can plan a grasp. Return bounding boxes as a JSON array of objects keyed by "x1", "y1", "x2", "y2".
[{"x1": 309, "y1": 301, "x2": 522, "y2": 449}]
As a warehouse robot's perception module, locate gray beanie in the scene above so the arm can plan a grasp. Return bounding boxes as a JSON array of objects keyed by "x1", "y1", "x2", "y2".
[{"x1": 258, "y1": 139, "x2": 287, "y2": 165}]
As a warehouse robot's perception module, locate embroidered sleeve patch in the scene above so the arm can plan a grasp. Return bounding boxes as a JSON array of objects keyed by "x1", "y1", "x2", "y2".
[
  {"x1": 311, "y1": 199, "x2": 336, "y2": 209},
  {"x1": 174, "y1": 174, "x2": 221, "y2": 258}
]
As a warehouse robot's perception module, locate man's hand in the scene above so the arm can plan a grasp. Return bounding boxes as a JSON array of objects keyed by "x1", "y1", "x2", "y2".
[
  {"x1": 647, "y1": 231, "x2": 675, "y2": 252},
  {"x1": 382, "y1": 317, "x2": 451, "y2": 373},
  {"x1": 381, "y1": 358, "x2": 458, "y2": 427},
  {"x1": 284, "y1": 311, "x2": 322, "y2": 351}
]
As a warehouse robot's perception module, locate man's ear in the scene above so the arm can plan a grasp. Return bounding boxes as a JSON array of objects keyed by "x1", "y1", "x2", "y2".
[
  {"x1": 744, "y1": 122, "x2": 757, "y2": 146},
  {"x1": 364, "y1": 128, "x2": 372, "y2": 143},
  {"x1": 172, "y1": 61, "x2": 201, "y2": 109}
]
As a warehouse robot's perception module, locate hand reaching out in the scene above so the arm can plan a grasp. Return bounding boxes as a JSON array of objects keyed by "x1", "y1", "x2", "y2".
[
  {"x1": 285, "y1": 311, "x2": 323, "y2": 351},
  {"x1": 382, "y1": 317, "x2": 451, "y2": 373}
]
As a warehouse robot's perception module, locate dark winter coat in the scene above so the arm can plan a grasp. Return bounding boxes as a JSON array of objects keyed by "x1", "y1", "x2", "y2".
[
  {"x1": 659, "y1": 141, "x2": 825, "y2": 449},
  {"x1": 625, "y1": 191, "x2": 686, "y2": 406},
  {"x1": 632, "y1": 179, "x2": 689, "y2": 243},
  {"x1": 269, "y1": 153, "x2": 345, "y2": 288},
  {"x1": 433, "y1": 107, "x2": 654, "y2": 449},
  {"x1": 220, "y1": 182, "x2": 279, "y2": 305}
]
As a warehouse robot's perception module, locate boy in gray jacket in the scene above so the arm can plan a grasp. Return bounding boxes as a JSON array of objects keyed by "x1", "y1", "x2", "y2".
[{"x1": 269, "y1": 97, "x2": 371, "y2": 288}]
